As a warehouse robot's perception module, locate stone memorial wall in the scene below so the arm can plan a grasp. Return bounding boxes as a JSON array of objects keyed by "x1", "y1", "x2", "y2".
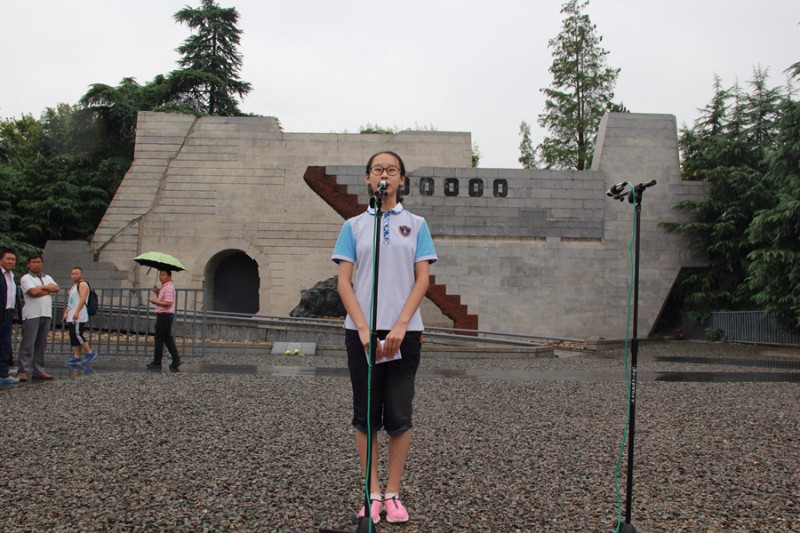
[{"x1": 44, "y1": 111, "x2": 706, "y2": 340}]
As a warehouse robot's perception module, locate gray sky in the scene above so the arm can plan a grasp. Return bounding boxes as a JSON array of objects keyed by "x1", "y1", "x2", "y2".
[{"x1": 1, "y1": 0, "x2": 797, "y2": 168}]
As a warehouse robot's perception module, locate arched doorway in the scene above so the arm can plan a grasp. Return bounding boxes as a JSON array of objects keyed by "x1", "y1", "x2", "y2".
[{"x1": 205, "y1": 250, "x2": 260, "y2": 315}]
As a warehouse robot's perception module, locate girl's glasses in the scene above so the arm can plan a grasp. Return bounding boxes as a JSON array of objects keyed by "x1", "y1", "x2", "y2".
[{"x1": 369, "y1": 166, "x2": 400, "y2": 176}]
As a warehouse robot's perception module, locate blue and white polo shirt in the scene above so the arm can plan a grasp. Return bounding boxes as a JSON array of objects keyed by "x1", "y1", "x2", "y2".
[{"x1": 332, "y1": 203, "x2": 437, "y2": 331}]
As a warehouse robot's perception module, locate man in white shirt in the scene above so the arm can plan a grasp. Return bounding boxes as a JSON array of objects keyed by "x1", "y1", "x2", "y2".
[{"x1": 18, "y1": 254, "x2": 60, "y2": 381}]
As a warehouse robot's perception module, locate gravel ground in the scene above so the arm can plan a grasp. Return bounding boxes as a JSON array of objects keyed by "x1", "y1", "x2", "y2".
[{"x1": 1, "y1": 340, "x2": 798, "y2": 532}]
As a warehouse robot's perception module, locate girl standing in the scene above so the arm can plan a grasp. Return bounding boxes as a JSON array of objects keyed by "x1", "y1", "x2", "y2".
[{"x1": 332, "y1": 151, "x2": 437, "y2": 524}]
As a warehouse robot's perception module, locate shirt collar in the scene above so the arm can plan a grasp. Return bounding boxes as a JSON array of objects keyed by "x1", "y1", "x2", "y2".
[{"x1": 367, "y1": 202, "x2": 404, "y2": 216}]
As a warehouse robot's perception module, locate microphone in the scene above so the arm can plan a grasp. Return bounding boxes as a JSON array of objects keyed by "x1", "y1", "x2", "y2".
[
  {"x1": 375, "y1": 180, "x2": 389, "y2": 197},
  {"x1": 606, "y1": 181, "x2": 628, "y2": 197}
]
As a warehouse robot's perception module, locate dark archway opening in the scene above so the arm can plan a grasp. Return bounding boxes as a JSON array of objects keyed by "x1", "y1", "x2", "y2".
[{"x1": 207, "y1": 250, "x2": 260, "y2": 315}]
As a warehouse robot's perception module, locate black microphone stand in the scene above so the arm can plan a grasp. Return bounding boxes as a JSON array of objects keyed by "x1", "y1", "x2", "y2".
[
  {"x1": 321, "y1": 189, "x2": 385, "y2": 533},
  {"x1": 608, "y1": 179, "x2": 656, "y2": 533}
]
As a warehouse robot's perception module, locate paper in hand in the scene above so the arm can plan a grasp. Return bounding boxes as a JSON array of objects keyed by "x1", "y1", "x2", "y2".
[{"x1": 365, "y1": 339, "x2": 402, "y2": 365}]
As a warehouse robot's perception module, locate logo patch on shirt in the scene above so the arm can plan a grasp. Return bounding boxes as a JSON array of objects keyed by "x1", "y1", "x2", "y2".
[{"x1": 399, "y1": 225, "x2": 412, "y2": 237}]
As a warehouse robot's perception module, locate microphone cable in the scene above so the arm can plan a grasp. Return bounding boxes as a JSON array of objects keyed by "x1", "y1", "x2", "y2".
[
  {"x1": 613, "y1": 182, "x2": 636, "y2": 533},
  {"x1": 361, "y1": 203, "x2": 381, "y2": 533}
]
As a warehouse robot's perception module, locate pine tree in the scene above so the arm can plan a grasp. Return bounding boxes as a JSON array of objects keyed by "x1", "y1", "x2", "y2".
[
  {"x1": 747, "y1": 93, "x2": 800, "y2": 331},
  {"x1": 668, "y1": 71, "x2": 787, "y2": 319},
  {"x1": 518, "y1": 121, "x2": 536, "y2": 169},
  {"x1": 172, "y1": 0, "x2": 252, "y2": 115},
  {"x1": 536, "y1": 0, "x2": 620, "y2": 170}
]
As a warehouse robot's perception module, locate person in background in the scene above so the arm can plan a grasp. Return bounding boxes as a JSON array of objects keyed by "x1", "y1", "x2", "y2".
[
  {"x1": 147, "y1": 270, "x2": 181, "y2": 370},
  {"x1": 17, "y1": 254, "x2": 59, "y2": 380},
  {"x1": 0, "y1": 248, "x2": 21, "y2": 384},
  {"x1": 332, "y1": 151, "x2": 437, "y2": 524},
  {"x1": 64, "y1": 267, "x2": 97, "y2": 365}
]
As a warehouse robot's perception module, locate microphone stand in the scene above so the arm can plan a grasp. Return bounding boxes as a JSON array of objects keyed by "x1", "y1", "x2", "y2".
[
  {"x1": 609, "y1": 180, "x2": 656, "y2": 533},
  {"x1": 321, "y1": 189, "x2": 385, "y2": 533}
]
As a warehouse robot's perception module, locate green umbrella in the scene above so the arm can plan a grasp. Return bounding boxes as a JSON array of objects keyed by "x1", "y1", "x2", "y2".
[{"x1": 133, "y1": 252, "x2": 186, "y2": 272}]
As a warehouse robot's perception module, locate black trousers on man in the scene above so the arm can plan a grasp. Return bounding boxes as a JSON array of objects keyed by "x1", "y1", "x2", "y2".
[
  {"x1": 0, "y1": 311, "x2": 14, "y2": 377},
  {"x1": 154, "y1": 312, "x2": 180, "y2": 365}
]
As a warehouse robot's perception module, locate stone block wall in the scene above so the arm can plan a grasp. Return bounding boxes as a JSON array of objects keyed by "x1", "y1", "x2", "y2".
[
  {"x1": 42, "y1": 240, "x2": 126, "y2": 289},
  {"x1": 87, "y1": 111, "x2": 472, "y2": 320},
  {"x1": 43, "y1": 110, "x2": 706, "y2": 341},
  {"x1": 312, "y1": 113, "x2": 707, "y2": 338}
]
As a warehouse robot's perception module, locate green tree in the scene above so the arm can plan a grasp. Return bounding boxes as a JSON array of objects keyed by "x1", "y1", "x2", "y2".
[
  {"x1": 536, "y1": 0, "x2": 620, "y2": 170},
  {"x1": 0, "y1": 109, "x2": 109, "y2": 251},
  {"x1": 678, "y1": 76, "x2": 730, "y2": 182},
  {"x1": 79, "y1": 75, "x2": 196, "y2": 159},
  {"x1": 2, "y1": 0, "x2": 258, "y2": 256},
  {"x1": 359, "y1": 123, "x2": 396, "y2": 134},
  {"x1": 80, "y1": 77, "x2": 152, "y2": 160},
  {"x1": 518, "y1": 121, "x2": 536, "y2": 169},
  {"x1": 1, "y1": 116, "x2": 39, "y2": 216},
  {"x1": 787, "y1": 60, "x2": 800, "y2": 80},
  {"x1": 75, "y1": 0, "x2": 255, "y2": 219},
  {"x1": 172, "y1": 0, "x2": 252, "y2": 115},
  {"x1": 746, "y1": 93, "x2": 800, "y2": 331},
  {"x1": 0, "y1": 115, "x2": 41, "y2": 254},
  {"x1": 741, "y1": 67, "x2": 783, "y2": 153},
  {"x1": 668, "y1": 70, "x2": 787, "y2": 319}
]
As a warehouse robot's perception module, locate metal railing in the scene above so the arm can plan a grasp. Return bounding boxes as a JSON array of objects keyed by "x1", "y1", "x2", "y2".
[
  {"x1": 681, "y1": 311, "x2": 800, "y2": 346},
  {"x1": 14, "y1": 288, "x2": 206, "y2": 358},
  {"x1": 199, "y1": 312, "x2": 580, "y2": 348},
  {"x1": 13, "y1": 286, "x2": 586, "y2": 360}
]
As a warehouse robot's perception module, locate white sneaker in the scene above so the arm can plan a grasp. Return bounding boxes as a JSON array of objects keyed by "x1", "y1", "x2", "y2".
[{"x1": 0, "y1": 375, "x2": 20, "y2": 384}]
